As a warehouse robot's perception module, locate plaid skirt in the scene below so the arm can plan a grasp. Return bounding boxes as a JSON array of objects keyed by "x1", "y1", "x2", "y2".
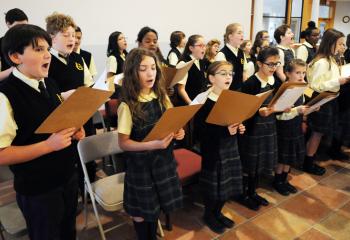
[
  {"x1": 240, "y1": 115, "x2": 278, "y2": 175},
  {"x1": 338, "y1": 107, "x2": 350, "y2": 146},
  {"x1": 276, "y1": 117, "x2": 305, "y2": 165},
  {"x1": 123, "y1": 149, "x2": 183, "y2": 222},
  {"x1": 199, "y1": 136, "x2": 242, "y2": 201},
  {"x1": 308, "y1": 100, "x2": 338, "y2": 136}
]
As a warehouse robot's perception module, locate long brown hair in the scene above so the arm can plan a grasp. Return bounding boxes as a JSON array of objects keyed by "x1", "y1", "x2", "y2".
[
  {"x1": 205, "y1": 39, "x2": 221, "y2": 62},
  {"x1": 121, "y1": 48, "x2": 167, "y2": 121}
]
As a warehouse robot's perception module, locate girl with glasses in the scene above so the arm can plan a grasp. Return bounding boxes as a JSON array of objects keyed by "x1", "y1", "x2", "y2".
[
  {"x1": 195, "y1": 61, "x2": 245, "y2": 234},
  {"x1": 238, "y1": 47, "x2": 286, "y2": 210}
]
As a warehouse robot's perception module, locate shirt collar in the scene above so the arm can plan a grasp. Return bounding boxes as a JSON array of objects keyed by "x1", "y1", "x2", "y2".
[
  {"x1": 226, "y1": 43, "x2": 239, "y2": 56},
  {"x1": 75, "y1": 48, "x2": 81, "y2": 54},
  {"x1": 190, "y1": 54, "x2": 200, "y2": 69},
  {"x1": 208, "y1": 90, "x2": 219, "y2": 102},
  {"x1": 177, "y1": 47, "x2": 184, "y2": 54},
  {"x1": 138, "y1": 91, "x2": 157, "y2": 102},
  {"x1": 277, "y1": 44, "x2": 290, "y2": 50},
  {"x1": 50, "y1": 48, "x2": 68, "y2": 65},
  {"x1": 303, "y1": 41, "x2": 313, "y2": 48},
  {"x1": 255, "y1": 73, "x2": 275, "y2": 88},
  {"x1": 13, "y1": 68, "x2": 44, "y2": 92}
]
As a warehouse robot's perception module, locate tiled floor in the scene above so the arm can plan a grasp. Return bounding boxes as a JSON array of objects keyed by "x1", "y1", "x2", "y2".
[{"x1": 2, "y1": 159, "x2": 350, "y2": 240}]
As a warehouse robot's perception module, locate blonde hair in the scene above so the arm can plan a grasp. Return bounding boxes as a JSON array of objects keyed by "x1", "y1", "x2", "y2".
[
  {"x1": 205, "y1": 39, "x2": 221, "y2": 62},
  {"x1": 46, "y1": 12, "x2": 76, "y2": 35},
  {"x1": 224, "y1": 23, "x2": 241, "y2": 44}
]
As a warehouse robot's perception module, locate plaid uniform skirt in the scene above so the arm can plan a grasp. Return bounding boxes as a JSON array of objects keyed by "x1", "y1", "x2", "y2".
[
  {"x1": 199, "y1": 136, "x2": 242, "y2": 201},
  {"x1": 123, "y1": 149, "x2": 183, "y2": 222},
  {"x1": 338, "y1": 107, "x2": 350, "y2": 146},
  {"x1": 276, "y1": 117, "x2": 305, "y2": 165},
  {"x1": 308, "y1": 100, "x2": 338, "y2": 136},
  {"x1": 240, "y1": 114, "x2": 278, "y2": 175}
]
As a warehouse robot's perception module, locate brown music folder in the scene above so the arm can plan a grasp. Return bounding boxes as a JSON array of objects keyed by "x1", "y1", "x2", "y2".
[
  {"x1": 304, "y1": 91, "x2": 338, "y2": 115},
  {"x1": 268, "y1": 82, "x2": 307, "y2": 111},
  {"x1": 206, "y1": 90, "x2": 272, "y2": 126},
  {"x1": 143, "y1": 104, "x2": 202, "y2": 142},
  {"x1": 161, "y1": 59, "x2": 195, "y2": 88},
  {"x1": 35, "y1": 87, "x2": 113, "y2": 133}
]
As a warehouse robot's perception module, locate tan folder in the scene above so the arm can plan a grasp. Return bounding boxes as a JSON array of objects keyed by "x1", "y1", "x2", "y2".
[
  {"x1": 35, "y1": 87, "x2": 113, "y2": 133},
  {"x1": 143, "y1": 104, "x2": 202, "y2": 142},
  {"x1": 206, "y1": 90, "x2": 272, "y2": 126},
  {"x1": 161, "y1": 59, "x2": 195, "y2": 88},
  {"x1": 268, "y1": 82, "x2": 307, "y2": 111},
  {"x1": 341, "y1": 63, "x2": 350, "y2": 77}
]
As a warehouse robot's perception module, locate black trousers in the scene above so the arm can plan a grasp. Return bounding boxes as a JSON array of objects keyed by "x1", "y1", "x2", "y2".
[{"x1": 16, "y1": 173, "x2": 78, "y2": 240}]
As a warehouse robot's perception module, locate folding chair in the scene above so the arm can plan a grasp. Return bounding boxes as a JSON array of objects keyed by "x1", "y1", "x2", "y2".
[
  {"x1": 0, "y1": 202, "x2": 27, "y2": 240},
  {"x1": 77, "y1": 131, "x2": 125, "y2": 240},
  {"x1": 77, "y1": 131, "x2": 164, "y2": 239}
]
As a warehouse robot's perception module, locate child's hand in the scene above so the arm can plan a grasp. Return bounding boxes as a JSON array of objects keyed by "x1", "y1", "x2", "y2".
[
  {"x1": 45, "y1": 128, "x2": 76, "y2": 151},
  {"x1": 227, "y1": 123, "x2": 239, "y2": 135},
  {"x1": 339, "y1": 76, "x2": 350, "y2": 85},
  {"x1": 283, "y1": 107, "x2": 292, "y2": 113},
  {"x1": 259, "y1": 107, "x2": 274, "y2": 117},
  {"x1": 167, "y1": 87, "x2": 175, "y2": 97},
  {"x1": 151, "y1": 133, "x2": 174, "y2": 150},
  {"x1": 174, "y1": 128, "x2": 185, "y2": 140},
  {"x1": 72, "y1": 127, "x2": 85, "y2": 141},
  {"x1": 238, "y1": 123, "x2": 246, "y2": 134},
  {"x1": 297, "y1": 105, "x2": 309, "y2": 115}
]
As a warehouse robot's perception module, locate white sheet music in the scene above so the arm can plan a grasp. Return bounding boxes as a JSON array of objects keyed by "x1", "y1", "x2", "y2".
[
  {"x1": 272, "y1": 86, "x2": 307, "y2": 112},
  {"x1": 92, "y1": 69, "x2": 108, "y2": 91},
  {"x1": 113, "y1": 73, "x2": 124, "y2": 85},
  {"x1": 190, "y1": 88, "x2": 212, "y2": 105},
  {"x1": 304, "y1": 95, "x2": 338, "y2": 116},
  {"x1": 341, "y1": 64, "x2": 350, "y2": 77}
]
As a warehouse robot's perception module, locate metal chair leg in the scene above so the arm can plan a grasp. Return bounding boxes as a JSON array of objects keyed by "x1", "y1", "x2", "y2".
[{"x1": 157, "y1": 219, "x2": 164, "y2": 238}]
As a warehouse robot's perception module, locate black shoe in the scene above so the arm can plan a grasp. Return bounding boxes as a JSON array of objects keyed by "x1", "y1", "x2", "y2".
[
  {"x1": 250, "y1": 193, "x2": 270, "y2": 206},
  {"x1": 303, "y1": 164, "x2": 326, "y2": 176},
  {"x1": 203, "y1": 214, "x2": 226, "y2": 234},
  {"x1": 284, "y1": 181, "x2": 298, "y2": 194},
  {"x1": 327, "y1": 149, "x2": 349, "y2": 160},
  {"x1": 273, "y1": 181, "x2": 290, "y2": 196},
  {"x1": 236, "y1": 194, "x2": 260, "y2": 211},
  {"x1": 216, "y1": 213, "x2": 234, "y2": 228}
]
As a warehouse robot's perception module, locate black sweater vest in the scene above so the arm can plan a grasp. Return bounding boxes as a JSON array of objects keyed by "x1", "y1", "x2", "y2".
[
  {"x1": 167, "y1": 48, "x2": 182, "y2": 67},
  {"x1": 110, "y1": 52, "x2": 126, "y2": 75},
  {"x1": 79, "y1": 49, "x2": 92, "y2": 68},
  {"x1": 184, "y1": 55, "x2": 207, "y2": 101},
  {"x1": 0, "y1": 74, "x2": 77, "y2": 195},
  {"x1": 302, "y1": 43, "x2": 316, "y2": 64},
  {"x1": 48, "y1": 52, "x2": 85, "y2": 91},
  {"x1": 220, "y1": 46, "x2": 244, "y2": 90}
]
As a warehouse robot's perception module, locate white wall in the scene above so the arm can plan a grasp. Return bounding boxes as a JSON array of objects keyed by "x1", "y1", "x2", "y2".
[
  {"x1": 334, "y1": 1, "x2": 350, "y2": 36},
  {"x1": 0, "y1": 0, "x2": 252, "y2": 75}
]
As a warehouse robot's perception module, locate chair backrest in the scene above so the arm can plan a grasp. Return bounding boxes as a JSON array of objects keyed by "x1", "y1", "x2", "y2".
[{"x1": 77, "y1": 131, "x2": 123, "y2": 163}]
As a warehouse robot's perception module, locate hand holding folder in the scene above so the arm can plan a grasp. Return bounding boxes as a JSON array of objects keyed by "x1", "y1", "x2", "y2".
[
  {"x1": 304, "y1": 91, "x2": 338, "y2": 116},
  {"x1": 206, "y1": 90, "x2": 272, "y2": 126},
  {"x1": 35, "y1": 87, "x2": 113, "y2": 133},
  {"x1": 161, "y1": 59, "x2": 195, "y2": 88},
  {"x1": 143, "y1": 104, "x2": 202, "y2": 142},
  {"x1": 268, "y1": 82, "x2": 307, "y2": 112}
]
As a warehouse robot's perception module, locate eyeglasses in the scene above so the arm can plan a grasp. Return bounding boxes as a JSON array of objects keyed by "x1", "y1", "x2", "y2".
[
  {"x1": 263, "y1": 62, "x2": 281, "y2": 68},
  {"x1": 194, "y1": 44, "x2": 206, "y2": 48},
  {"x1": 215, "y1": 71, "x2": 234, "y2": 77}
]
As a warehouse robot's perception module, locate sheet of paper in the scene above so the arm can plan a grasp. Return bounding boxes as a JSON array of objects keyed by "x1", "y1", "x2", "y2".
[
  {"x1": 92, "y1": 69, "x2": 108, "y2": 91},
  {"x1": 341, "y1": 64, "x2": 350, "y2": 77},
  {"x1": 272, "y1": 86, "x2": 307, "y2": 112},
  {"x1": 304, "y1": 94, "x2": 338, "y2": 116},
  {"x1": 190, "y1": 88, "x2": 212, "y2": 105},
  {"x1": 113, "y1": 73, "x2": 124, "y2": 85}
]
